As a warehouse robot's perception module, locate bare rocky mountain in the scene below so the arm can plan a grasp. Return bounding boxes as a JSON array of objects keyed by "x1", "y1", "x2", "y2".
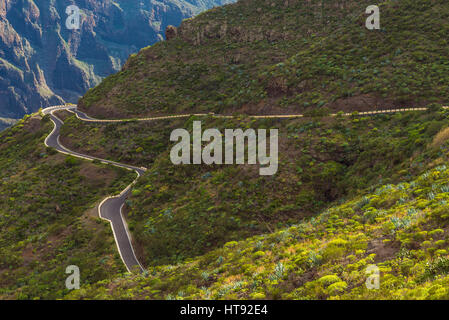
[{"x1": 0, "y1": 0, "x2": 233, "y2": 119}]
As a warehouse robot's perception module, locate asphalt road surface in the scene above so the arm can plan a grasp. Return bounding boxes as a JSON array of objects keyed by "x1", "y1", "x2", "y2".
[{"x1": 43, "y1": 106, "x2": 144, "y2": 273}]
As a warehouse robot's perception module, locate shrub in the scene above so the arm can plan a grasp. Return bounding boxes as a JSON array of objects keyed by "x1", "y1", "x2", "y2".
[
  {"x1": 46, "y1": 146, "x2": 57, "y2": 155},
  {"x1": 250, "y1": 292, "x2": 266, "y2": 299},
  {"x1": 318, "y1": 274, "x2": 341, "y2": 287},
  {"x1": 65, "y1": 155, "x2": 81, "y2": 166},
  {"x1": 224, "y1": 241, "x2": 238, "y2": 248},
  {"x1": 327, "y1": 281, "x2": 348, "y2": 295},
  {"x1": 421, "y1": 257, "x2": 449, "y2": 281}
]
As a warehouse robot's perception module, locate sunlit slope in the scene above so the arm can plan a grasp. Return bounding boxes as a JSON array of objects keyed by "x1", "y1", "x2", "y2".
[{"x1": 67, "y1": 146, "x2": 449, "y2": 299}]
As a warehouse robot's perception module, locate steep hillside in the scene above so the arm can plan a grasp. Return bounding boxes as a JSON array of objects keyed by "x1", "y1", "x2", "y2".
[
  {"x1": 0, "y1": 0, "x2": 234, "y2": 119},
  {"x1": 0, "y1": 113, "x2": 135, "y2": 299},
  {"x1": 54, "y1": 107, "x2": 449, "y2": 300},
  {"x1": 79, "y1": 0, "x2": 449, "y2": 119},
  {"x1": 58, "y1": 0, "x2": 449, "y2": 300},
  {"x1": 67, "y1": 158, "x2": 449, "y2": 299},
  {"x1": 57, "y1": 107, "x2": 449, "y2": 267}
]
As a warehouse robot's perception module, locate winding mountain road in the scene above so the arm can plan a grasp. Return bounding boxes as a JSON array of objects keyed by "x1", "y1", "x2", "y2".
[
  {"x1": 42, "y1": 106, "x2": 145, "y2": 273},
  {"x1": 41, "y1": 103, "x2": 449, "y2": 273}
]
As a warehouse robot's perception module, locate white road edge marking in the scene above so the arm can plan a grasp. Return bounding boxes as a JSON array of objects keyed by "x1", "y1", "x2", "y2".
[{"x1": 97, "y1": 174, "x2": 144, "y2": 273}]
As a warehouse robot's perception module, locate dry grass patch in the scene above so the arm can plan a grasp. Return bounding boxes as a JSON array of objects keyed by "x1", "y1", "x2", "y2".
[{"x1": 431, "y1": 127, "x2": 449, "y2": 148}]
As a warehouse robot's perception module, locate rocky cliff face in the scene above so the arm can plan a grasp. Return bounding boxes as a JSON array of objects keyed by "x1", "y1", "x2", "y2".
[
  {"x1": 173, "y1": 0, "x2": 361, "y2": 45},
  {"x1": 0, "y1": 0, "x2": 233, "y2": 119}
]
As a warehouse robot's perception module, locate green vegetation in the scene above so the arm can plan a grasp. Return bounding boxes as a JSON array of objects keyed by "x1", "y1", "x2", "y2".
[
  {"x1": 66, "y1": 159, "x2": 449, "y2": 299},
  {"x1": 0, "y1": 114, "x2": 135, "y2": 299},
  {"x1": 59, "y1": 107, "x2": 449, "y2": 271},
  {"x1": 57, "y1": 110, "x2": 175, "y2": 168}
]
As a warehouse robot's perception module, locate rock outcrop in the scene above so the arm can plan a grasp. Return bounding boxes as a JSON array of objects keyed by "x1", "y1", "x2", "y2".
[{"x1": 165, "y1": 25, "x2": 178, "y2": 41}]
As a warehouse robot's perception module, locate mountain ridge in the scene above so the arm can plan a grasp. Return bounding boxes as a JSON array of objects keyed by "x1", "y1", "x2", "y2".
[{"x1": 79, "y1": 0, "x2": 449, "y2": 119}]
